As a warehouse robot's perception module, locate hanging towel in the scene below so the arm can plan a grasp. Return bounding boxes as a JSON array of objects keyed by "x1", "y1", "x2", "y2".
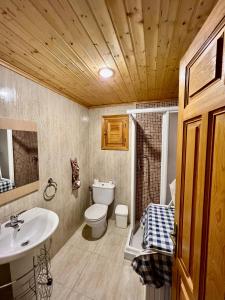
[{"x1": 70, "y1": 158, "x2": 81, "y2": 190}]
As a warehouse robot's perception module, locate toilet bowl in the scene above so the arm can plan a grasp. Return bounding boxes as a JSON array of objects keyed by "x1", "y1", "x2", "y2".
[
  {"x1": 85, "y1": 204, "x2": 108, "y2": 238},
  {"x1": 84, "y1": 181, "x2": 115, "y2": 239}
]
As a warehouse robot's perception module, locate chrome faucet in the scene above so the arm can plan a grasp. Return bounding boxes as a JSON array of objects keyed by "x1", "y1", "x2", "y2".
[{"x1": 5, "y1": 210, "x2": 26, "y2": 229}]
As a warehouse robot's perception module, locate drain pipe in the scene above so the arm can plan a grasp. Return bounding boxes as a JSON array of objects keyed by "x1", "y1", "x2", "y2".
[{"x1": 88, "y1": 186, "x2": 93, "y2": 207}]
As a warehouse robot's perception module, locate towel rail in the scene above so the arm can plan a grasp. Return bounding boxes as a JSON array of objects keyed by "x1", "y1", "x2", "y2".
[{"x1": 43, "y1": 178, "x2": 57, "y2": 201}]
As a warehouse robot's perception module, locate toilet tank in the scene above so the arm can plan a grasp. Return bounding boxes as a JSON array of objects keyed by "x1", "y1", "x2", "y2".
[{"x1": 92, "y1": 181, "x2": 115, "y2": 205}]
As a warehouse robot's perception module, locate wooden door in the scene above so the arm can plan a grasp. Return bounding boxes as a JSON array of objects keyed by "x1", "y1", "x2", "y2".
[{"x1": 172, "y1": 1, "x2": 225, "y2": 299}]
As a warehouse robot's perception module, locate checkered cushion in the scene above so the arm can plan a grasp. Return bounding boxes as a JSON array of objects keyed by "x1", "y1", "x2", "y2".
[
  {"x1": 141, "y1": 204, "x2": 175, "y2": 253},
  {"x1": 0, "y1": 178, "x2": 13, "y2": 193},
  {"x1": 132, "y1": 252, "x2": 173, "y2": 287}
]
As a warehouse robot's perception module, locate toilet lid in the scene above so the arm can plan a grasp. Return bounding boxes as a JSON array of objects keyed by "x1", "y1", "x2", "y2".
[{"x1": 85, "y1": 204, "x2": 108, "y2": 221}]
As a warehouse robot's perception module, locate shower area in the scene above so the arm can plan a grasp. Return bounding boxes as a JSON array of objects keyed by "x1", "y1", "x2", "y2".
[{"x1": 125, "y1": 101, "x2": 178, "y2": 258}]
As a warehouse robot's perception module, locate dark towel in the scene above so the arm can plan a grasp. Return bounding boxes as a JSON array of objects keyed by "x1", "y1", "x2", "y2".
[{"x1": 70, "y1": 158, "x2": 81, "y2": 190}]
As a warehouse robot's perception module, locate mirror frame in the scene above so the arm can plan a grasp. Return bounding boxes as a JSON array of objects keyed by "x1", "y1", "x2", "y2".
[{"x1": 0, "y1": 118, "x2": 39, "y2": 206}]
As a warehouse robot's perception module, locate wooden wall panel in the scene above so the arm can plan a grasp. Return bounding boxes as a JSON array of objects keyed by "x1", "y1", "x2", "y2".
[{"x1": 0, "y1": 0, "x2": 218, "y2": 107}]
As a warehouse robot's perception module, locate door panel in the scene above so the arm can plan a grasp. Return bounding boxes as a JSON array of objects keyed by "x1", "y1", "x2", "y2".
[
  {"x1": 204, "y1": 109, "x2": 225, "y2": 300},
  {"x1": 184, "y1": 18, "x2": 225, "y2": 108},
  {"x1": 188, "y1": 34, "x2": 224, "y2": 98},
  {"x1": 107, "y1": 121, "x2": 123, "y2": 144},
  {"x1": 180, "y1": 280, "x2": 190, "y2": 300},
  {"x1": 176, "y1": 118, "x2": 205, "y2": 299},
  {"x1": 179, "y1": 120, "x2": 200, "y2": 285}
]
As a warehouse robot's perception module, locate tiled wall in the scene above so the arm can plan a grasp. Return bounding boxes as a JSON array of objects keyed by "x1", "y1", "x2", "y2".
[
  {"x1": 89, "y1": 104, "x2": 135, "y2": 220},
  {"x1": 135, "y1": 100, "x2": 177, "y2": 220},
  {"x1": 0, "y1": 65, "x2": 90, "y2": 256}
]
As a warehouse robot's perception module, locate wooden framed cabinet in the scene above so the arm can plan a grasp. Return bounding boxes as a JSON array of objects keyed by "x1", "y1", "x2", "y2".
[{"x1": 101, "y1": 114, "x2": 129, "y2": 151}]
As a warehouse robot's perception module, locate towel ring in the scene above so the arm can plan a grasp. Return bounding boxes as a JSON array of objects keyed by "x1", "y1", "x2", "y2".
[{"x1": 43, "y1": 178, "x2": 57, "y2": 201}]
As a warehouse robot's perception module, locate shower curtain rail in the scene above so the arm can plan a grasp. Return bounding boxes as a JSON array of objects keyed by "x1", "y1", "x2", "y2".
[{"x1": 127, "y1": 106, "x2": 178, "y2": 115}]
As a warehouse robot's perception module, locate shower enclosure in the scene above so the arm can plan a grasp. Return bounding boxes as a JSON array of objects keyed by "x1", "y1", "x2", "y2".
[
  {"x1": 125, "y1": 104, "x2": 178, "y2": 300},
  {"x1": 125, "y1": 105, "x2": 178, "y2": 257}
]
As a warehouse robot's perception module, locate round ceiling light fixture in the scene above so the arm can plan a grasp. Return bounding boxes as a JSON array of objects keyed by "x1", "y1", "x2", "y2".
[{"x1": 99, "y1": 67, "x2": 114, "y2": 79}]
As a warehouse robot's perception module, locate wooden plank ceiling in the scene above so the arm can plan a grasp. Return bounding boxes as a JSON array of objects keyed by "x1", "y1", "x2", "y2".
[{"x1": 0, "y1": 0, "x2": 218, "y2": 107}]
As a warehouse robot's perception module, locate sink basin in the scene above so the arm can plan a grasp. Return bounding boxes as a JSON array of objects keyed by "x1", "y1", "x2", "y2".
[{"x1": 0, "y1": 207, "x2": 59, "y2": 265}]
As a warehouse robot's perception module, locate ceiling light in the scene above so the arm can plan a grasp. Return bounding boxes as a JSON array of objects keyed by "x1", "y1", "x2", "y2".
[{"x1": 99, "y1": 67, "x2": 114, "y2": 79}]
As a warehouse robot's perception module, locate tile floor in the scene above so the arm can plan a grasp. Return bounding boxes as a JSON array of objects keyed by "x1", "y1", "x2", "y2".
[{"x1": 51, "y1": 220, "x2": 145, "y2": 300}]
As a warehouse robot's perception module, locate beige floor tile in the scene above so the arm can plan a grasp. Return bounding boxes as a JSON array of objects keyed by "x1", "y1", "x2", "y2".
[
  {"x1": 51, "y1": 281, "x2": 72, "y2": 300},
  {"x1": 65, "y1": 223, "x2": 101, "y2": 253},
  {"x1": 111, "y1": 260, "x2": 145, "y2": 300},
  {"x1": 67, "y1": 290, "x2": 93, "y2": 300},
  {"x1": 107, "y1": 219, "x2": 130, "y2": 237},
  {"x1": 94, "y1": 230, "x2": 126, "y2": 261},
  {"x1": 72, "y1": 253, "x2": 124, "y2": 300},
  {"x1": 72, "y1": 254, "x2": 144, "y2": 300},
  {"x1": 51, "y1": 246, "x2": 91, "y2": 289},
  {"x1": 51, "y1": 221, "x2": 144, "y2": 300}
]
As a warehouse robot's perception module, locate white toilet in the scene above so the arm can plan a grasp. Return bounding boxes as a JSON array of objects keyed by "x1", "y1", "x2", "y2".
[{"x1": 85, "y1": 180, "x2": 115, "y2": 239}]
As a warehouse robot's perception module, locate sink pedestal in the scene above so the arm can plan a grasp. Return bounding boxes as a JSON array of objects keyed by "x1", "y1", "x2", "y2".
[
  {"x1": 0, "y1": 264, "x2": 13, "y2": 300},
  {"x1": 0, "y1": 241, "x2": 53, "y2": 299},
  {"x1": 10, "y1": 249, "x2": 38, "y2": 299}
]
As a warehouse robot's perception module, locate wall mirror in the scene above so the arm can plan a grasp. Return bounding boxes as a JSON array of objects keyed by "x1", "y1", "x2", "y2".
[{"x1": 0, "y1": 118, "x2": 39, "y2": 206}]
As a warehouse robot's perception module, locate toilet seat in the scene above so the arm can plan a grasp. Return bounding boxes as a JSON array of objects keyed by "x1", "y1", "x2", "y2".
[{"x1": 85, "y1": 204, "x2": 107, "y2": 221}]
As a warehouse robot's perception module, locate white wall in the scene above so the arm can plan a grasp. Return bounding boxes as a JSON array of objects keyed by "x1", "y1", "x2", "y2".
[{"x1": 166, "y1": 112, "x2": 178, "y2": 204}]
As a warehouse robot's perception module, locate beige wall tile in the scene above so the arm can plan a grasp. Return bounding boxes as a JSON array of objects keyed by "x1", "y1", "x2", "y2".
[
  {"x1": 88, "y1": 104, "x2": 135, "y2": 220},
  {"x1": 0, "y1": 65, "x2": 134, "y2": 257},
  {"x1": 0, "y1": 65, "x2": 90, "y2": 256}
]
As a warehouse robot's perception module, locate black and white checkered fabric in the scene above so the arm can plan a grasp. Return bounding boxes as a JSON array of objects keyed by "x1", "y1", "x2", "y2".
[
  {"x1": 141, "y1": 204, "x2": 175, "y2": 253},
  {"x1": 131, "y1": 203, "x2": 175, "y2": 288},
  {"x1": 0, "y1": 178, "x2": 13, "y2": 193},
  {"x1": 132, "y1": 252, "x2": 173, "y2": 287}
]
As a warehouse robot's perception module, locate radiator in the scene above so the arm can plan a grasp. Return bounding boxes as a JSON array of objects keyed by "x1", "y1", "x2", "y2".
[{"x1": 145, "y1": 285, "x2": 171, "y2": 300}]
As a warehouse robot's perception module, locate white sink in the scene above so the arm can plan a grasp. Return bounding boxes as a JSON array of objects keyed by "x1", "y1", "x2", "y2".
[{"x1": 0, "y1": 207, "x2": 59, "y2": 265}]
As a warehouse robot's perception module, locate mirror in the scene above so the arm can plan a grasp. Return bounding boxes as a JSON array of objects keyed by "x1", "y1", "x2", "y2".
[
  {"x1": 0, "y1": 118, "x2": 39, "y2": 205},
  {"x1": 0, "y1": 129, "x2": 39, "y2": 193}
]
